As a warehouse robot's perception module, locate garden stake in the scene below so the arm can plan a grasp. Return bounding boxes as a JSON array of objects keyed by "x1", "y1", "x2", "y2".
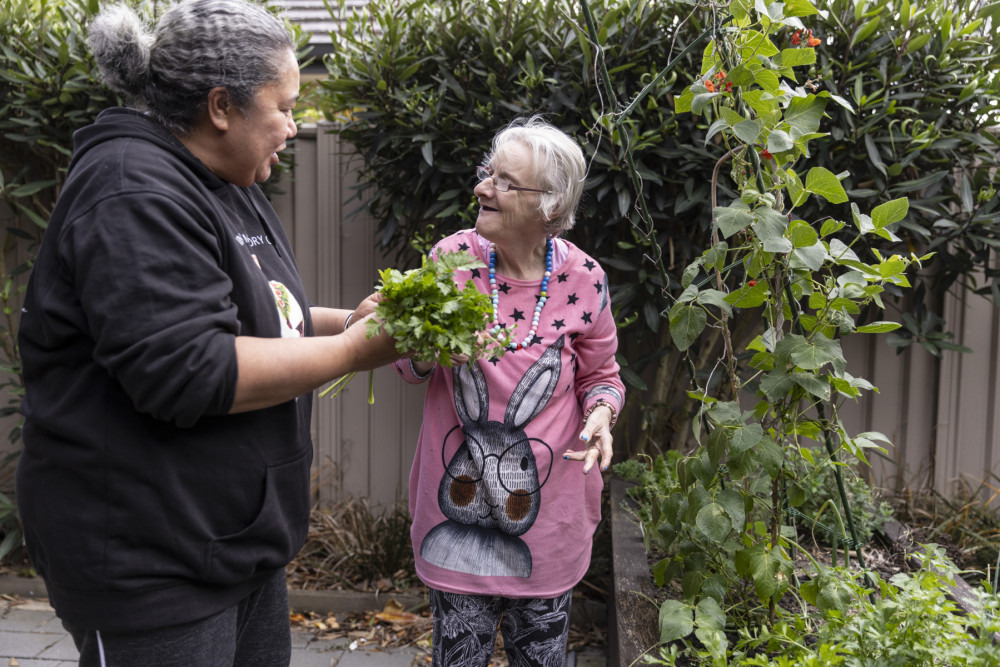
[{"x1": 783, "y1": 280, "x2": 877, "y2": 602}]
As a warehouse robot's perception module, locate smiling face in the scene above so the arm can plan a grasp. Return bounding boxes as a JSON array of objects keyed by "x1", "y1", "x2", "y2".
[
  {"x1": 474, "y1": 141, "x2": 548, "y2": 248},
  {"x1": 219, "y1": 49, "x2": 300, "y2": 186}
]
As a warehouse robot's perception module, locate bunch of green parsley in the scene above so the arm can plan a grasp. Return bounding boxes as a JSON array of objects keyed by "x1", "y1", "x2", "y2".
[{"x1": 320, "y1": 250, "x2": 510, "y2": 401}]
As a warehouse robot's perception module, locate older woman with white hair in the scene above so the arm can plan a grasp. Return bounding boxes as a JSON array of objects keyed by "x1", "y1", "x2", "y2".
[{"x1": 395, "y1": 116, "x2": 625, "y2": 666}]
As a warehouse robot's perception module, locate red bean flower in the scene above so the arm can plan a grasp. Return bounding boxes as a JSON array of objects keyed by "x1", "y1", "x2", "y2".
[
  {"x1": 791, "y1": 30, "x2": 801, "y2": 46},
  {"x1": 807, "y1": 30, "x2": 821, "y2": 47},
  {"x1": 705, "y1": 80, "x2": 716, "y2": 92},
  {"x1": 761, "y1": 149, "x2": 773, "y2": 160}
]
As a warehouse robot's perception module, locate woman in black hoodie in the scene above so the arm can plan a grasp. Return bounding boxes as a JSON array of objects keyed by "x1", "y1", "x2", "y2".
[{"x1": 15, "y1": 1, "x2": 397, "y2": 664}]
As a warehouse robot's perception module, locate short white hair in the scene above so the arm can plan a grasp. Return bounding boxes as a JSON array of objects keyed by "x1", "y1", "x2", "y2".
[{"x1": 484, "y1": 115, "x2": 586, "y2": 236}]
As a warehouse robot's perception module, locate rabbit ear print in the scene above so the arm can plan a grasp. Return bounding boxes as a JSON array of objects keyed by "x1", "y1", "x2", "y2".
[
  {"x1": 506, "y1": 335, "x2": 565, "y2": 430},
  {"x1": 453, "y1": 361, "x2": 490, "y2": 426}
]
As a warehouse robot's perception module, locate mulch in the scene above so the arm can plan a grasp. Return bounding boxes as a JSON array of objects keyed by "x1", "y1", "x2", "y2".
[{"x1": 288, "y1": 594, "x2": 607, "y2": 666}]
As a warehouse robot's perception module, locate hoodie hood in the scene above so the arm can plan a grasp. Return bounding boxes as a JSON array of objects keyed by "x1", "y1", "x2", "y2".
[{"x1": 69, "y1": 108, "x2": 224, "y2": 190}]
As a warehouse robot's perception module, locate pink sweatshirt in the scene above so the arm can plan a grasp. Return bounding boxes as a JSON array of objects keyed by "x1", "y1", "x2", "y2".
[{"x1": 393, "y1": 230, "x2": 625, "y2": 598}]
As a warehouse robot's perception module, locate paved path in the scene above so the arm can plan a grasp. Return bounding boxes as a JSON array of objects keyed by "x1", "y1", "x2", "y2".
[{"x1": 1, "y1": 598, "x2": 606, "y2": 666}]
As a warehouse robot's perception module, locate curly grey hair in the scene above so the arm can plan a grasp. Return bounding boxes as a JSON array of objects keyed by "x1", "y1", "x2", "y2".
[
  {"x1": 87, "y1": 0, "x2": 294, "y2": 135},
  {"x1": 483, "y1": 116, "x2": 587, "y2": 236}
]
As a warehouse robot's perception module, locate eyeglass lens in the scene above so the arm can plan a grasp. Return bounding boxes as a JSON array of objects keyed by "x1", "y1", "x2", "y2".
[{"x1": 477, "y1": 166, "x2": 509, "y2": 192}]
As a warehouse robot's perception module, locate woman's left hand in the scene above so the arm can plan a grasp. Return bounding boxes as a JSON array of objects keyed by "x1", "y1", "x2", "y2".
[{"x1": 564, "y1": 405, "x2": 614, "y2": 474}]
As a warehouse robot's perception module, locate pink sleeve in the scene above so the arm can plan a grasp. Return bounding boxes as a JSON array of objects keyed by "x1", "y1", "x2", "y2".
[
  {"x1": 574, "y1": 270, "x2": 625, "y2": 418},
  {"x1": 393, "y1": 358, "x2": 435, "y2": 384}
]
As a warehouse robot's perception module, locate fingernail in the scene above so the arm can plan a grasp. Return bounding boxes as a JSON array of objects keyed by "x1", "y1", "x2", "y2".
[
  {"x1": 584, "y1": 469, "x2": 590, "y2": 475},
  {"x1": 580, "y1": 434, "x2": 589, "y2": 442},
  {"x1": 602, "y1": 465, "x2": 608, "y2": 472},
  {"x1": 563, "y1": 455, "x2": 569, "y2": 459}
]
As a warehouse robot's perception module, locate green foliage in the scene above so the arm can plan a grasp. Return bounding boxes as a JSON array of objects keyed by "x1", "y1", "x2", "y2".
[
  {"x1": 367, "y1": 249, "x2": 507, "y2": 364},
  {"x1": 740, "y1": 546, "x2": 1000, "y2": 665},
  {"x1": 610, "y1": 0, "x2": 931, "y2": 650},
  {"x1": 316, "y1": 0, "x2": 1000, "y2": 455},
  {"x1": 646, "y1": 546, "x2": 1000, "y2": 665},
  {"x1": 802, "y1": 0, "x2": 1000, "y2": 311},
  {"x1": 790, "y1": 459, "x2": 894, "y2": 547}
]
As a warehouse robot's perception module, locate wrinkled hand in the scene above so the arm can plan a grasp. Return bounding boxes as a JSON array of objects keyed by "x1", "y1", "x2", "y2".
[
  {"x1": 448, "y1": 330, "x2": 488, "y2": 366},
  {"x1": 563, "y1": 404, "x2": 614, "y2": 474}
]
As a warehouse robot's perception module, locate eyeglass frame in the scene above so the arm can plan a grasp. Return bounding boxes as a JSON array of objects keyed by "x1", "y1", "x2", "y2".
[{"x1": 476, "y1": 166, "x2": 552, "y2": 194}]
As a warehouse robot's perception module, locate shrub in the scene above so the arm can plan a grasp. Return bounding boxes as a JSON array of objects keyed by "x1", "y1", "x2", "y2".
[{"x1": 0, "y1": 0, "x2": 118, "y2": 563}]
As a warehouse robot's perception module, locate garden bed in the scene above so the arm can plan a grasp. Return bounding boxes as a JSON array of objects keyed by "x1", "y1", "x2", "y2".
[{"x1": 607, "y1": 477, "x2": 1000, "y2": 663}]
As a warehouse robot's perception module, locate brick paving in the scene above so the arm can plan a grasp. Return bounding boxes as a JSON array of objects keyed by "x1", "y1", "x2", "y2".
[{"x1": 1, "y1": 597, "x2": 606, "y2": 666}]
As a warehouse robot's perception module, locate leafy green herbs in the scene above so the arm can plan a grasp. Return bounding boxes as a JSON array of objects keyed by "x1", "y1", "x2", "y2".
[
  {"x1": 320, "y1": 249, "x2": 508, "y2": 401},
  {"x1": 365, "y1": 249, "x2": 509, "y2": 366}
]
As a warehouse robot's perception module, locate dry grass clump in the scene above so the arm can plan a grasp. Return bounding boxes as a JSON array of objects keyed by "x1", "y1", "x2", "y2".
[
  {"x1": 889, "y1": 479, "x2": 1000, "y2": 576},
  {"x1": 286, "y1": 497, "x2": 421, "y2": 593}
]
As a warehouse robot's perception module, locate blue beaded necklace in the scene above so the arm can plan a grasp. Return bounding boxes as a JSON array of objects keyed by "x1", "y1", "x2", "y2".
[{"x1": 488, "y1": 239, "x2": 553, "y2": 351}]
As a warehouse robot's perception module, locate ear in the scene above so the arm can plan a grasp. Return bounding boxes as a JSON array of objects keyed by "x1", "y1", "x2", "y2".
[
  {"x1": 506, "y1": 335, "x2": 564, "y2": 430},
  {"x1": 453, "y1": 362, "x2": 489, "y2": 426},
  {"x1": 205, "y1": 86, "x2": 232, "y2": 131}
]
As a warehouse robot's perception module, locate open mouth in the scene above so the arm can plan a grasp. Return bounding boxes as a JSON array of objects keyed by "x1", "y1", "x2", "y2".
[{"x1": 480, "y1": 205, "x2": 498, "y2": 213}]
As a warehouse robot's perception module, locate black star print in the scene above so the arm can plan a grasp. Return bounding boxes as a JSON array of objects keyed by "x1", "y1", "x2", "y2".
[
  {"x1": 498, "y1": 282, "x2": 511, "y2": 294},
  {"x1": 567, "y1": 293, "x2": 579, "y2": 305},
  {"x1": 488, "y1": 357, "x2": 501, "y2": 366},
  {"x1": 557, "y1": 273, "x2": 569, "y2": 283},
  {"x1": 569, "y1": 332, "x2": 581, "y2": 341},
  {"x1": 511, "y1": 309, "x2": 525, "y2": 322},
  {"x1": 581, "y1": 312, "x2": 592, "y2": 324},
  {"x1": 532, "y1": 335, "x2": 544, "y2": 346},
  {"x1": 458, "y1": 242, "x2": 469, "y2": 251},
  {"x1": 583, "y1": 259, "x2": 596, "y2": 271},
  {"x1": 471, "y1": 268, "x2": 481, "y2": 279},
  {"x1": 553, "y1": 319, "x2": 565, "y2": 330},
  {"x1": 594, "y1": 281, "x2": 603, "y2": 294}
]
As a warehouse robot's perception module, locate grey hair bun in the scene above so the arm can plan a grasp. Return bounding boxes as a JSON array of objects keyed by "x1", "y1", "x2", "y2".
[{"x1": 86, "y1": 4, "x2": 153, "y2": 100}]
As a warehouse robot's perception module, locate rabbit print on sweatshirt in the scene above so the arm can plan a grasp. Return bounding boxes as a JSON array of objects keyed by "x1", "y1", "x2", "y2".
[{"x1": 419, "y1": 336, "x2": 565, "y2": 577}]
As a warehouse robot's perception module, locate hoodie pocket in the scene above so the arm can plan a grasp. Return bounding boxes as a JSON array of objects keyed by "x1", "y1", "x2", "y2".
[{"x1": 201, "y1": 448, "x2": 311, "y2": 584}]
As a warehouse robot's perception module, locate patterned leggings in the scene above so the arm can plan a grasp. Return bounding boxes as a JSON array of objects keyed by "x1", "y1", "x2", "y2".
[{"x1": 428, "y1": 587, "x2": 573, "y2": 667}]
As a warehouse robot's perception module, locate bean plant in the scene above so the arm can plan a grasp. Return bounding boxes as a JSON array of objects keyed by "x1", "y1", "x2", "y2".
[{"x1": 589, "y1": 0, "x2": 989, "y2": 661}]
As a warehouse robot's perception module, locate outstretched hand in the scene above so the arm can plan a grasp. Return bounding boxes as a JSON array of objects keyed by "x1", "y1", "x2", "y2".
[{"x1": 563, "y1": 404, "x2": 614, "y2": 474}]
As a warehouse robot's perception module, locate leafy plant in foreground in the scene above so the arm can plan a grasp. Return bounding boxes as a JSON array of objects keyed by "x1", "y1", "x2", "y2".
[{"x1": 728, "y1": 546, "x2": 1000, "y2": 666}]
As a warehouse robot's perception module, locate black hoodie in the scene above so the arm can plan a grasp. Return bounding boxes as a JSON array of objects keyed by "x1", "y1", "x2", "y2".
[{"x1": 16, "y1": 108, "x2": 315, "y2": 632}]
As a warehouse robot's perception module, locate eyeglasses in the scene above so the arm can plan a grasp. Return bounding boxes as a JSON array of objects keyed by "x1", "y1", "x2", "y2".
[{"x1": 476, "y1": 166, "x2": 552, "y2": 194}]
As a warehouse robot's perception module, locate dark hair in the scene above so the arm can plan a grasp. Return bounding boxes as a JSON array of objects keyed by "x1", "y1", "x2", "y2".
[{"x1": 87, "y1": 0, "x2": 294, "y2": 135}]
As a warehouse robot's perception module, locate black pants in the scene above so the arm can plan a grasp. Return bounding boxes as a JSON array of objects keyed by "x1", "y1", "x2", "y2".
[
  {"x1": 428, "y1": 586, "x2": 572, "y2": 667},
  {"x1": 63, "y1": 571, "x2": 291, "y2": 667}
]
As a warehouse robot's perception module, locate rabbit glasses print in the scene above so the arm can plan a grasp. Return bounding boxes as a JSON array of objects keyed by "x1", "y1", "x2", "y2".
[{"x1": 420, "y1": 336, "x2": 564, "y2": 577}]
